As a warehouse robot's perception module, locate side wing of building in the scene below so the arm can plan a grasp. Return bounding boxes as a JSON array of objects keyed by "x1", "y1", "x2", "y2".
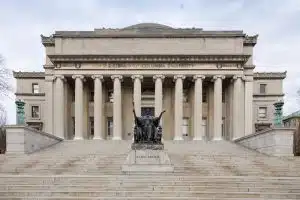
[{"x1": 13, "y1": 72, "x2": 45, "y2": 130}]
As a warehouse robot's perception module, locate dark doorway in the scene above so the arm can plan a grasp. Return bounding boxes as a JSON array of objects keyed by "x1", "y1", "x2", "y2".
[{"x1": 141, "y1": 107, "x2": 154, "y2": 116}]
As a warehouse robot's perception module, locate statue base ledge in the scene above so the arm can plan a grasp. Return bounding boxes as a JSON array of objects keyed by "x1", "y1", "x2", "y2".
[
  {"x1": 122, "y1": 149, "x2": 174, "y2": 173},
  {"x1": 131, "y1": 143, "x2": 164, "y2": 150}
]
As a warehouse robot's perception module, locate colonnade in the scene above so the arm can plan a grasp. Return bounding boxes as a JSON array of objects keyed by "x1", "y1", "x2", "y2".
[{"x1": 50, "y1": 74, "x2": 253, "y2": 140}]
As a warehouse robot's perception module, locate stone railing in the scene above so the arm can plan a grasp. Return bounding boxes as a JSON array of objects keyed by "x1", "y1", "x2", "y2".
[
  {"x1": 5, "y1": 125, "x2": 63, "y2": 154},
  {"x1": 234, "y1": 127, "x2": 296, "y2": 157}
]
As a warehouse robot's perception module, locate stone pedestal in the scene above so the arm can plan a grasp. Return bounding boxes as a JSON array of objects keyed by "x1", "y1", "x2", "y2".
[{"x1": 122, "y1": 144, "x2": 174, "y2": 173}]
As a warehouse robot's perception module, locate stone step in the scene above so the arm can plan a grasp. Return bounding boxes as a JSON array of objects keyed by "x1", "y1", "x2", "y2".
[{"x1": 1, "y1": 191, "x2": 299, "y2": 198}]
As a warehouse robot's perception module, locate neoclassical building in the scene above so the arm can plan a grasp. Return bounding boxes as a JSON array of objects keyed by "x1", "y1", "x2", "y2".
[{"x1": 14, "y1": 23, "x2": 286, "y2": 141}]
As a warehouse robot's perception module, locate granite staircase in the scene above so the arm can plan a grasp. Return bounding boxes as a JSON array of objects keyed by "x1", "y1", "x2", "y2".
[{"x1": 0, "y1": 140, "x2": 300, "y2": 199}]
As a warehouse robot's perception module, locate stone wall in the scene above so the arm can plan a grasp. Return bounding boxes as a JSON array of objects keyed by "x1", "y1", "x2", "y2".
[
  {"x1": 234, "y1": 127, "x2": 295, "y2": 157},
  {"x1": 294, "y1": 125, "x2": 300, "y2": 156},
  {"x1": 5, "y1": 125, "x2": 63, "y2": 154}
]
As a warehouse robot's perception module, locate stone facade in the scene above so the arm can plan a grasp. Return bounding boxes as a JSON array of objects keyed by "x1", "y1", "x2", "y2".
[{"x1": 13, "y1": 23, "x2": 286, "y2": 141}]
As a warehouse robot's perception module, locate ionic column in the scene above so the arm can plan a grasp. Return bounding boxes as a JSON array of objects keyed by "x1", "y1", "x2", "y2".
[
  {"x1": 44, "y1": 76, "x2": 55, "y2": 134},
  {"x1": 174, "y1": 75, "x2": 185, "y2": 140},
  {"x1": 193, "y1": 75, "x2": 205, "y2": 140},
  {"x1": 153, "y1": 75, "x2": 165, "y2": 117},
  {"x1": 72, "y1": 75, "x2": 85, "y2": 140},
  {"x1": 244, "y1": 76, "x2": 253, "y2": 136},
  {"x1": 212, "y1": 75, "x2": 225, "y2": 140},
  {"x1": 232, "y1": 75, "x2": 243, "y2": 140},
  {"x1": 92, "y1": 75, "x2": 104, "y2": 140},
  {"x1": 131, "y1": 75, "x2": 143, "y2": 116},
  {"x1": 111, "y1": 75, "x2": 123, "y2": 140},
  {"x1": 54, "y1": 75, "x2": 65, "y2": 139}
]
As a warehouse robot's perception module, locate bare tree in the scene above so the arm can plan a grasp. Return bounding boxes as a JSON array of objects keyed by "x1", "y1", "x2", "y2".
[{"x1": 0, "y1": 55, "x2": 13, "y2": 126}]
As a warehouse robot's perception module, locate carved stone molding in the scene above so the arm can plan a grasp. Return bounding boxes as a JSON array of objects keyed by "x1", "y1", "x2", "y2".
[
  {"x1": 72, "y1": 75, "x2": 86, "y2": 82},
  {"x1": 111, "y1": 75, "x2": 123, "y2": 81},
  {"x1": 91, "y1": 75, "x2": 104, "y2": 81},
  {"x1": 174, "y1": 75, "x2": 186, "y2": 81},
  {"x1": 233, "y1": 75, "x2": 245, "y2": 80},
  {"x1": 48, "y1": 54, "x2": 250, "y2": 64},
  {"x1": 45, "y1": 76, "x2": 55, "y2": 82},
  {"x1": 74, "y1": 63, "x2": 81, "y2": 69},
  {"x1": 54, "y1": 75, "x2": 66, "y2": 81},
  {"x1": 193, "y1": 75, "x2": 205, "y2": 81},
  {"x1": 131, "y1": 75, "x2": 143, "y2": 81},
  {"x1": 212, "y1": 75, "x2": 225, "y2": 81}
]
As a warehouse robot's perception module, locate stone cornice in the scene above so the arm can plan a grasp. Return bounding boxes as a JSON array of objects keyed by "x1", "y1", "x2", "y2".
[
  {"x1": 48, "y1": 54, "x2": 250, "y2": 64},
  {"x1": 253, "y1": 93, "x2": 285, "y2": 97},
  {"x1": 254, "y1": 71, "x2": 287, "y2": 79},
  {"x1": 243, "y1": 35, "x2": 258, "y2": 46},
  {"x1": 15, "y1": 93, "x2": 45, "y2": 96},
  {"x1": 13, "y1": 71, "x2": 45, "y2": 79}
]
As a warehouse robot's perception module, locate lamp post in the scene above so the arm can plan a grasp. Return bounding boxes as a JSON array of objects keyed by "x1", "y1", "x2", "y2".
[
  {"x1": 15, "y1": 99, "x2": 25, "y2": 125},
  {"x1": 273, "y1": 100, "x2": 284, "y2": 127}
]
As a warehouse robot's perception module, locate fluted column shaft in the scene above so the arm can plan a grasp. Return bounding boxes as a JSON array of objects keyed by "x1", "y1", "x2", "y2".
[
  {"x1": 72, "y1": 75, "x2": 85, "y2": 140},
  {"x1": 174, "y1": 75, "x2": 185, "y2": 140},
  {"x1": 244, "y1": 76, "x2": 253, "y2": 136},
  {"x1": 232, "y1": 75, "x2": 243, "y2": 140},
  {"x1": 132, "y1": 75, "x2": 143, "y2": 116},
  {"x1": 54, "y1": 75, "x2": 65, "y2": 139},
  {"x1": 193, "y1": 75, "x2": 205, "y2": 140},
  {"x1": 153, "y1": 75, "x2": 165, "y2": 117},
  {"x1": 111, "y1": 75, "x2": 123, "y2": 140},
  {"x1": 92, "y1": 75, "x2": 104, "y2": 139},
  {"x1": 213, "y1": 75, "x2": 225, "y2": 140}
]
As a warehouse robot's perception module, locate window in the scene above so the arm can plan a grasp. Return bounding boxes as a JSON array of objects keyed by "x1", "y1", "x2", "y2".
[
  {"x1": 182, "y1": 118, "x2": 189, "y2": 136},
  {"x1": 89, "y1": 117, "x2": 94, "y2": 136},
  {"x1": 260, "y1": 84, "x2": 266, "y2": 94},
  {"x1": 107, "y1": 117, "x2": 113, "y2": 137},
  {"x1": 258, "y1": 107, "x2": 267, "y2": 118},
  {"x1": 31, "y1": 106, "x2": 40, "y2": 118},
  {"x1": 32, "y1": 83, "x2": 39, "y2": 94},
  {"x1": 90, "y1": 92, "x2": 94, "y2": 102},
  {"x1": 108, "y1": 90, "x2": 113, "y2": 102},
  {"x1": 202, "y1": 89, "x2": 207, "y2": 103}
]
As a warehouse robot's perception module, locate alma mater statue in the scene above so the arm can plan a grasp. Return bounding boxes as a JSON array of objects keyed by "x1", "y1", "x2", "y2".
[{"x1": 132, "y1": 102, "x2": 166, "y2": 145}]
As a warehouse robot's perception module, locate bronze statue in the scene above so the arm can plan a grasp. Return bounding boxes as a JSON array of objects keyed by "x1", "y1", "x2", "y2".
[{"x1": 132, "y1": 102, "x2": 165, "y2": 144}]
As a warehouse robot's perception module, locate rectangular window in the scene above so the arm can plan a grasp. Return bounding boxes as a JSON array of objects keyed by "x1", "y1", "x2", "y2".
[
  {"x1": 202, "y1": 88, "x2": 207, "y2": 103},
  {"x1": 32, "y1": 83, "x2": 39, "y2": 94},
  {"x1": 182, "y1": 118, "x2": 189, "y2": 136},
  {"x1": 108, "y1": 90, "x2": 113, "y2": 103},
  {"x1": 90, "y1": 117, "x2": 94, "y2": 136},
  {"x1": 260, "y1": 84, "x2": 266, "y2": 94},
  {"x1": 258, "y1": 107, "x2": 267, "y2": 118},
  {"x1": 107, "y1": 117, "x2": 113, "y2": 137},
  {"x1": 90, "y1": 91, "x2": 94, "y2": 102},
  {"x1": 31, "y1": 106, "x2": 40, "y2": 118}
]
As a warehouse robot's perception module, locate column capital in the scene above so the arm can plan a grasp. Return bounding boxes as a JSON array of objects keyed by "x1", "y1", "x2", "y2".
[
  {"x1": 111, "y1": 75, "x2": 123, "y2": 81},
  {"x1": 153, "y1": 75, "x2": 165, "y2": 80},
  {"x1": 54, "y1": 75, "x2": 66, "y2": 82},
  {"x1": 193, "y1": 75, "x2": 205, "y2": 81},
  {"x1": 131, "y1": 75, "x2": 143, "y2": 81},
  {"x1": 72, "y1": 75, "x2": 85, "y2": 80},
  {"x1": 243, "y1": 76, "x2": 253, "y2": 82},
  {"x1": 174, "y1": 75, "x2": 186, "y2": 81},
  {"x1": 212, "y1": 75, "x2": 225, "y2": 81},
  {"x1": 233, "y1": 75, "x2": 245, "y2": 80},
  {"x1": 91, "y1": 75, "x2": 104, "y2": 81},
  {"x1": 45, "y1": 76, "x2": 55, "y2": 82}
]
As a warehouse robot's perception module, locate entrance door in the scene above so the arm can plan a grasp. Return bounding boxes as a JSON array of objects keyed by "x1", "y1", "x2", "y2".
[{"x1": 141, "y1": 107, "x2": 154, "y2": 116}]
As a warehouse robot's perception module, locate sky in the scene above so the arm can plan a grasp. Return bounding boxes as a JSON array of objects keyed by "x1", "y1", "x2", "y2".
[{"x1": 0, "y1": 0, "x2": 300, "y2": 124}]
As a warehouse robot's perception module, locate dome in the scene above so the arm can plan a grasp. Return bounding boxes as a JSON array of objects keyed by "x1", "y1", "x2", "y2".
[{"x1": 122, "y1": 23, "x2": 173, "y2": 30}]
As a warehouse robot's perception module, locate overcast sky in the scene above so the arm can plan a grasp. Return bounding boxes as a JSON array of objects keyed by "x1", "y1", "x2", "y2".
[{"x1": 0, "y1": 0, "x2": 300, "y2": 124}]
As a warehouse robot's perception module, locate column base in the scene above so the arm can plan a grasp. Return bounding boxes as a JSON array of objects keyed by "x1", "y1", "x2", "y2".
[
  {"x1": 212, "y1": 137, "x2": 223, "y2": 141},
  {"x1": 112, "y1": 136, "x2": 122, "y2": 140},
  {"x1": 74, "y1": 136, "x2": 84, "y2": 140},
  {"x1": 193, "y1": 137, "x2": 203, "y2": 141},
  {"x1": 173, "y1": 137, "x2": 183, "y2": 141},
  {"x1": 93, "y1": 136, "x2": 104, "y2": 140}
]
